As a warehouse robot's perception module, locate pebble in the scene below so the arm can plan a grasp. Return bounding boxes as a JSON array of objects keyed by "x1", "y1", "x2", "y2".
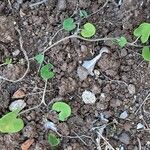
[
  {"x1": 9, "y1": 100, "x2": 26, "y2": 111},
  {"x1": 44, "y1": 121, "x2": 57, "y2": 132},
  {"x1": 82, "y1": 90, "x2": 96, "y2": 104},
  {"x1": 57, "y1": 0, "x2": 66, "y2": 11},
  {"x1": 137, "y1": 123, "x2": 144, "y2": 130},
  {"x1": 77, "y1": 66, "x2": 88, "y2": 81},
  {"x1": 119, "y1": 132, "x2": 130, "y2": 145},
  {"x1": 128, "y1": 84, "x2": 136, "y2": 95},
  {"x1": 120, "y1": 48, "x2": 128, "y2": 57},
  {"x1": 119, "y1": 111, "x2": 128, "y2": 119}
]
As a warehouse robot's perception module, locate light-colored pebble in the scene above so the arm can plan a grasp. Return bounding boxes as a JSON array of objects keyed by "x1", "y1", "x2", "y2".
[
  {"x1": 137, "y1": 123, "x2": 144, "y2": 130},
  {"x1": 119, "y1": 111, "x2": 128, "y2": 119},
  {"x1": 82, "y1": 90, "x2": 96, "y2": 104},
  {"x1": 128, "y1": 84, "x2": 136, "y2": 95},
  {"x1": 9, "y1": 99, "x2": 26, "y2": 111}
]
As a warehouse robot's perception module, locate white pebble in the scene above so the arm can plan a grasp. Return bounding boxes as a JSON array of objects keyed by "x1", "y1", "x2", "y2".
[
  {"x1": 9, "y1": 100, "x2": 26, "y2": 111},
  {"x1": 137, "y1": 123, "x2": 144, "y2": 130},
  {"x1": 82, "y1": 90, "x2": 96, "y2": 104},
  {"x1": 44, "y1": 121, "x2": 57, "y2": 132},
  {"x1": 119, "y1": 111, "x2": 128, "y2": 119},
  {"x1": 128, "y1": 84, "x2": 136, "y2": 95}
]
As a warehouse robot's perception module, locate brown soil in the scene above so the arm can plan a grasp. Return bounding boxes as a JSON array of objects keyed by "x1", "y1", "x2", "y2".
[{"x1": 0, "y1": 0, "x2": 150, "y2": 150}]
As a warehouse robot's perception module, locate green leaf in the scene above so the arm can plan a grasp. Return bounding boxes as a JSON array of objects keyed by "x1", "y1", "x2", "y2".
[
  {"x1": 52, "y1": 102, "x2": 71, "y2": 121},
  {"x1": 4, "y1": 58, "x2": 12, "y2": 65},
  {"x1": 117, "y1": 36, "x2": 127, "y2": 48},
  {"x1": 40, "y1": 63, "x2": 55, "y2": 80},
  {"x1": 81, "y1": 23, "x2": 96, "y2": 38},
  {"x1": 80, "y1": 10, "x2": 88, "y2": 18},
  {"x1": 63, "y1": 18, "x2": 76, "y2": 31},
  {"x1": 35, "y1": 53, "x2": 44, "y2": 64},
  {"x1": 142, "y1": 46, "x2": 150, "y2": 61},
  {"x1": 0, "y1": 110, "x2": 24, "y2": 133},
  {"x1": 48, "y1": 133, "x2": 60, "y2": 147},
  {"x1": 134, "y1": 22, "x2": 150, "y2": 43}
]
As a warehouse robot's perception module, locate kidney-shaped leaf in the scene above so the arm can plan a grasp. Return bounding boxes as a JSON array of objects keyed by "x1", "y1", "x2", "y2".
[
  {"x1": 81, "y1": 23, "x2": 96, "y2": 38},
  {"x1": 52, "y1": 102, "x2": 71, "y2": 121},
  {"x1": 142, "y1": 46, "x2": 150, "y2": 61},
  {"x1": 63, "y1": 18, "x2": 76, "y2": 31},
  {"x1": 0, "y1": 110, "x2": 24, "y2": 133},
  {"x1": 35, "y1": 53, "x2": 44, "y2": 64},
  {"x1": 117, "y1": 36, "x2": 127, "y2": 48},
  {"x1": 134, "y1": 23, "x2": 150, "y2": 43},
  {"x1": 48, "y1": 133, "x2": 60, "y2": 147},
  {"x1": 40, "y1": 63, "x2": 55, "y2": 80}
]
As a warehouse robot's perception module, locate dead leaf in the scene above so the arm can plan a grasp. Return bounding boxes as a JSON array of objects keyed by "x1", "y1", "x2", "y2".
[
  {"x1": 21, "y1": 139, "x2": 34, "y2": 150},
  {"x1": 12, "y1": 88, "x2": 26, "y2": 99}
]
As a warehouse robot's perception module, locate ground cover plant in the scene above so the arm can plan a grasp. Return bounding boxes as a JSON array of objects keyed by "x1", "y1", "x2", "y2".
[{"x1": 0, "y1": 0, "x2": 150, "y2": 149}]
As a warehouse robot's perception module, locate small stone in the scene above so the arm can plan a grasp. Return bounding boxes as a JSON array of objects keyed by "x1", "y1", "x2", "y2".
[
  {"x1": 12, "y1": 88, "x2": 26, "y2": 99},
  {"x1": 12, "y1": 49, "x2": 20, "y2": 57},
  {"x1": 9, "y1": 100, "x2": 26, "y2": 111},
  {"x1": 120, "y1": 49, "x2": 128, "y2": 57},
  {"x1": 94, "y1": 69, "x2": 100, "y2": 77},
  {"x1": 119, "y1": 132, "x2": 130, "y2": 145},
  {"x1": 128, "y1": 84, "x2": 136, "y2": 95},
  {"x1": 57, "y1": 0, "x2": 66, "y2": 11},
  {"x1": 137, "y1": 123, "x2": 144, "y2": 130},
  {"x1": 82, "y1": 90, "x2": 96, "y2": 104},
  {"x1": 77, "y1": 66, "x2": 88, "y2": 81},
  {"x1": 119, "y1": 111, "x2": 128, "y2": 119},
  {"x1": 44, "y1": 121, "x2": 57, "y2": 132}
]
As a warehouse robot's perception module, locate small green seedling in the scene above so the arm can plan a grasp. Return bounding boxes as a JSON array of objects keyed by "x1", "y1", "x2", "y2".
[
  {"x1": 80, "y1": 10, "x2": 88, "y2": 18},
  {"x1": 40, "y1": 63, "x2": 55, "y2": 80},
  {"x1": 48, "y1": 133, "x2": 60, "y2": 147},
  {"x1": 81, "y1": 23, "x2": 96, "y2": 38},
  {"x1": 52, "y1": 102, "x2": 71, "y2": 121},
  {"x1": 134, "y1": 22, "x2": 150, "y2": 43},
  {"x1": 63, "y1": 18, "x2": 76, "y2": 31},
  {"x1": 117, "y1": 36, "x2": 127, "y2": 48},
  {"x1": 0, "y1": 110, "x2": 24, "y2": 133},
  {"x1": 35, "y1": 53, "x2": 44, "y2": 64},
  {"x1": 4, "y1": 57, "x2": 12, "y2": 65},
  {"x1": 142, "y1": 46, "x2": 150, "y2": 61}
]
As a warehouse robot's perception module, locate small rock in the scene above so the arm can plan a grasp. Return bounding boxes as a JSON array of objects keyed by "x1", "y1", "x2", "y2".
[
  {"x1": 137, "y1": 123, "x2": 144, "y2": 130},
  {"x1": 119, "y1": 132, "x2": 130, "y2": 145},
  {"x1": 77, "y1": 66, "x2": 88, "y2": 81},
  {"x1": 120, "y1": 48, "x2": 128, "y2": 57},
  {"x1": 12, "y1": 49, "x2": 20, "y2": 57},
  {"x1": 12, "y1": 88, "x2": 26, "y2": 99},
  {"x1": 119, "y1": 111, "x2": 128, "y2": 119},
  {"x1": 82, "y1": 47, "x2": 109, "y2": 76},
  {"x1": 9, "y1": 100, "x2": 26, "y2": 111},
  {"x1": 82, "y1": 90, "x2": 96, "y2": 104},
  {"x1": 128, "y1": 84, "x2": 136, "y2": 95},
  {"x1": 57, "y1": 0, "x2": 66, "y2": 11},
  {"x1": 44, "y1": 121, "x2": 57, "y2": 132}
]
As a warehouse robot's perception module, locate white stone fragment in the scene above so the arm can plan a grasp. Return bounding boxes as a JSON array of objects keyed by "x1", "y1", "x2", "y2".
[
  {"x1": 137, "y1": 123, "x2": 144, "y2": 130},
  {"x1": 82, "y1": 47, "x2": 109, "y2": 76},
  {"x1": 128, "y1": 84, "x2": 136, "y2": 95},
  {"x1": 9, "y1": 100, "x2": 26, "y2": 111},
  {"x1": 82, "y1": 90, "x2": 96, "y2": 104},
  {"x1": 119, "y1": 111, "x2": 128, "y2": 119},
  {"x1": 44, "y1": 121, "x2": 57, "y2": 132}
]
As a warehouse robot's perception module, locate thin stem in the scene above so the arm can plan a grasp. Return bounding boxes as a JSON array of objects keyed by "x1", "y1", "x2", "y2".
[
  {"x1": 135, "y1": 93, "x2": 150, "y2": 114},
  {"x1": 19, "y1": 80, "x2": 48, "y2": 115},
  {"x1": 19, "y1": 104, "x2": 41, "y2": 115},
  {"x1": 49, "y1": 28, "x2": 63, "y2": 46},
  {"x1": 40, "y1": 80, "x2": 48, "y2": 105}
]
